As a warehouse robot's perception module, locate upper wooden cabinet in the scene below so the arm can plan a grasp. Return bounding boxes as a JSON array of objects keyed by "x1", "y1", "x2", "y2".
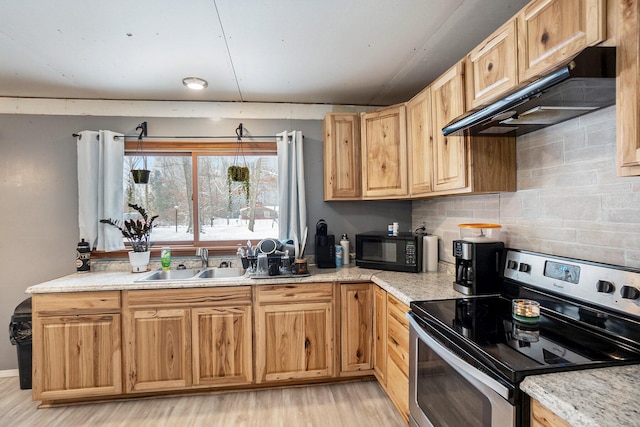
[
  {"x1": 466, "y1": 19, "x2": 519, "y2": 109},
  {"x1": 617, "y1": 0, "x2": 640, "y2": 176},
  {"x1": 430, "y1": 62, "x2": 468, "y2": 193},
  {"x1": 323, "y1": 113, "x2": 362, "y2": 200},
  {"x1": 517, "y1": 0, "x2": 606, "y2": 82},
  {"x1": 361, "y1": 105, "x2": 409, "y2": 199},
  {"x1": 32, "y1": 292, "x2": 122, "y2": 402},
  {"x1": 407, "y1": 86, "x2": 434, "y2": 196}
]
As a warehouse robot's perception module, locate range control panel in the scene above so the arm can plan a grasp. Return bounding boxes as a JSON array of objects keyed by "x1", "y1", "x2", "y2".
[{"x1": 504, "y1": 249, "x2": 640, "y2": 318}]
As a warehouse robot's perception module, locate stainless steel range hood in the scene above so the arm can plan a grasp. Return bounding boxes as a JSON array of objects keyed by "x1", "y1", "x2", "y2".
[{"x1": 442, "y1": 47, "x2": 616, "y2": 137}]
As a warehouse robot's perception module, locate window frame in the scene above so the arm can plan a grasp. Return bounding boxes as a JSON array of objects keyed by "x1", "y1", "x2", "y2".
[{"x1": 92, "y1": 138, "x2": 277, "y2": 258}]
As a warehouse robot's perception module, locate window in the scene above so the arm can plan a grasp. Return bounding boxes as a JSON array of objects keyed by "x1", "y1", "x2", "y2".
[{"x1": 123, "y1": 140, "x2": 278, "y2": 252}]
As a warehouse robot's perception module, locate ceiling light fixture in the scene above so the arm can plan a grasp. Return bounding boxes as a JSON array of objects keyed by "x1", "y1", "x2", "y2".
[{"x1": 182, "y1": 77, "x2": 208, "y2": 90}]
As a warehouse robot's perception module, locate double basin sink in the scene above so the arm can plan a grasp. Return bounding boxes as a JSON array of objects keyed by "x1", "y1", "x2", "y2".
[{"x1": 135, "y1": 267, "x2": 245, "y2": 282}]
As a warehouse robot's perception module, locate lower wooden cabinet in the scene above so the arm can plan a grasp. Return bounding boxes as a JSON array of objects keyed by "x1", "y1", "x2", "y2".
[
  {"x1": 32, "y1": 291, "x2": 122, "y2": 401},
  {"x1": 123, "y1": 287, "x2": 253, "y2": 393},
  {"x1": 373, "y1": 285, "x2": 388, "y2": 384},
  {"x1": 530, "y1": 398, "x2": 571, "y2": 427},
  {"x1": 340, "y1": 283, "x2": 374, "y2": 374},
  {"x1": 373, "y1": 287, "x2": 410, "y2": 423},
  {"x1": 254, "y1": 283, "x2": 335, "y2": 383}
]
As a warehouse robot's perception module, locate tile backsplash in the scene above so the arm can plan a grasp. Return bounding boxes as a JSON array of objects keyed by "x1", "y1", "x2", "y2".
[{"x1": 412, "y1": 106, "x2": 640, "y2": 268}]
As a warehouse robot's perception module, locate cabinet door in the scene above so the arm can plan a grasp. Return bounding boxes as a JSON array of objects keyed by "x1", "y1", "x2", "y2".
[
  {"x1": 466, "y1": 19, "x2": 518, "y2": 109},
  {"x1": 33, "y1": 314, "x2": 122, "y2": 400},
  {"x1": 256, "y1": 302, "x2": 334, "y2": 383},
  {"x1": 340, "y1": 284, "x2": 373, "y2": 373},
  {"x1": 373, "y1": 286, "x2": 387, "y2": 384},
  {"x1": 323, "y1": 113, "x2": 362, "y2": 200},
  {"x1": 617, "y1": 0, "x2": 640, "y2": 176},
  {"x1": 406, "y1": 87, "x2": 433, "y2": 196},
  {"x1": 518, "y1": 0, "x2": 606, "y2": 81},
  {"x1": 192, "y1": 306, "x2": 253, "y2": 386},
  {"x1": 431, "y1": 61, "x2": 467, "y2": 192},
  {"x1": 124, "y1": 308, "x2": 191, "y2": 392},
  {"x1": 361, "y1": 105, "x2": 409, "y2": 199}
]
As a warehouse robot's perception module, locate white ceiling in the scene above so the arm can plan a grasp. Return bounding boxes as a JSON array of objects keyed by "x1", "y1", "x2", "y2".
[{"x1": 0, "y1": 0, "x2": 529, "y2": 106}]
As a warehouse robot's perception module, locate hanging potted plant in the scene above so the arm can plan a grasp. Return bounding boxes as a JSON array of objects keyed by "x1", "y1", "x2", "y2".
[
  {"x1": 227, "y1": 124, "x2": 251, "y2": 210},
  {"x1": 100, "y1": 203, "x2": 159, "y2": 272},
  {"x1": 131, "y1": 122, "x2": 150, "y2": 184}
]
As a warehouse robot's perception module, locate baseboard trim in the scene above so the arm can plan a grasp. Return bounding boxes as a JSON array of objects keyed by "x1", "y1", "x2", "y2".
[{"x1": 0, "y1": 369, "x2": 19, "y2": 378}]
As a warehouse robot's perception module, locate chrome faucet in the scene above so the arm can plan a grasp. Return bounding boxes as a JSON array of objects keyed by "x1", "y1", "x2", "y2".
[{"x1": 198, "y1": 248, "x2": 209, "y2": 268}]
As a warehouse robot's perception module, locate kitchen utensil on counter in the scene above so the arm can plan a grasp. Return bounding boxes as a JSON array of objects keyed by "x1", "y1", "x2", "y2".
[
  {"x1": 257, "y1": 238, "x2": 280, "y2": 254},
  {"x1": 292, "y1": 258, "x2": 308, "y2": 275},
  {"x1": 299, "y1": 226, "x2": 308, "y2": 259},
  {"x1": 422, "y1": 235, "x2": 438, "y2": 272},
  {"x1": 256, "y1": 253, "x2": 268, "y2": 275},
  {"x1": 458, "y1": 223, "x2": 502, "y2": 242}
]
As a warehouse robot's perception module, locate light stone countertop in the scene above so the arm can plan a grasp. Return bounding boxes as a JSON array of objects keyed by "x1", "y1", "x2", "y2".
[
  {"x1": 26, "y1": 262, "x2": 640, "y2": 426},
  {"x1": 520, "y1": 365, "x2": 640, "y2": 427},
  {"x1": 25, "y1": 263, "x2": 461, "y2": 305}
]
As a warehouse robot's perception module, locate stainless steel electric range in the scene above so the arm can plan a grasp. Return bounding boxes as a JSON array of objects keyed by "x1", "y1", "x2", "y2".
[{"x1": 407, "y1": 249, "x2": 640, "y2": 427}]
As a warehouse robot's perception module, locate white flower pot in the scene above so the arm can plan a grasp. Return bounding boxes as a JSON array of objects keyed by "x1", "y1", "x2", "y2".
[{"x1": 128, "y1": 251, "x2": 151, "y2": 273}]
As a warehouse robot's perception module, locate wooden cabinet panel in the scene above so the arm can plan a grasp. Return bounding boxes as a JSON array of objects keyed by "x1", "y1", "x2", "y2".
[
  {"x1": 33, "y1": 291, "x2": 120, "y2": 315},
  {"x1": 361, "y1": 105, "x2": 409, "y2": 199},
  {"x1": 386, "y1": 294, "x2": 409, "y2": 376},
  {"x1": 323, "y1": 113, "x2": 362, "y2": 200},
  {"x1": 406, "y1": 87, "x2": 434, "y2": 196},
  {"x1": 518, "y1": 0, "x2": 606, "y2": 81},
  {"x1": 386, "y1": 354, "x2": 409, "y2": 424},
  {"x1": 617, "y1": 0, "x2": 640, "y2": 176},
  {"x1": 431, "y1": 62, "x2": 467, "y2": 192},
  {"x1": 192, "y1": 306, "x2": 252, "y2": 386},
  {"x1": 373, "y1": 286, "x2": 387, "y2": 384},
  {"x1": 254, "y1": 283, "x2": 335, "y2": 383},
  {"x1": 124, "y1": 308, "x2": 192, "y2": 392},
  {"x1": 256, "y1": 302, "x2": 334, "y2": 382},
  {"x1": 466, "y1": 19, "x2": 518, "y2": 109},
  {"x1": 530, "y1": 398, "x2": 571, "y2": 427},
  {"x1": 340, "y1": 284, "x2": 373, "y2": 373},
  {"x1": 33, "y1": 313, "x2": 122, "y2": 400}
]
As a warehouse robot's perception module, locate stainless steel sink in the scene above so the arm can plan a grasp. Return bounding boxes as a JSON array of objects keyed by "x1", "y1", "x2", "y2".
[
  {"x1": 135, "y1": 268, "x2": 201, "y2": 282},
  {"x1": 195, "y1": 267, "x2": 245, "y2": 279},
  {"x1": 135, "y1": 267, "x2": 245, "y2": 282}
]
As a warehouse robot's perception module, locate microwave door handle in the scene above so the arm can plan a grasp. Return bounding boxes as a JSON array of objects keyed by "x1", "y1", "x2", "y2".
[{"x1": 407, "y1": 315, "x2": 511, "y2": 400}]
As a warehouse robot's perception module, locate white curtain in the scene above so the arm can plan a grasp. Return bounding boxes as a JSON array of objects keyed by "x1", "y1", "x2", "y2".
[
  {"x1": 277, "y1": 130, "x2": 307, "y2": 254},
  {"x1": 77, "y1": 130, "x2": 125, "y2": 251}
]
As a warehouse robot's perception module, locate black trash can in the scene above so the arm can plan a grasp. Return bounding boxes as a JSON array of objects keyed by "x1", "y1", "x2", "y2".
[{"x1": 9, "y1": 297, "x2": 32, "y2": 390}]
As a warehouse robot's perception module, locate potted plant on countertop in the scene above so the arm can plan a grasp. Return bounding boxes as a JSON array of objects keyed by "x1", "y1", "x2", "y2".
[{"x1": 100, "y1": 203, "x2": 159, "y2": 272}]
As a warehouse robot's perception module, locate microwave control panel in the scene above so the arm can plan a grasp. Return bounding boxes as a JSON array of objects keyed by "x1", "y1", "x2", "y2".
[{"x1": 405, "y1": 241, "x2": 417, "y2": 266}]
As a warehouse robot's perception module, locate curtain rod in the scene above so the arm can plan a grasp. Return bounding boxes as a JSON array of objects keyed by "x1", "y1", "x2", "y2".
[{"x1": 71, "y1": 133, "x2": 300, "y2": 140}]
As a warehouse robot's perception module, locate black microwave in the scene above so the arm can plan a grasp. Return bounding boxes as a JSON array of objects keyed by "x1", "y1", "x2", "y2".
[{"x1": 355, "y1": 232, "x2": 422, "y2": 273}]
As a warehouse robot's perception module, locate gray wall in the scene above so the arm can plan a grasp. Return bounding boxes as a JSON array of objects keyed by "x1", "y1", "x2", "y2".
[
  {"x1": 0, "y1": 114, "x2": 410, "y2": 370},
  {"x1": 413, "y1": 106, "x2": 640, "y2": 267}
]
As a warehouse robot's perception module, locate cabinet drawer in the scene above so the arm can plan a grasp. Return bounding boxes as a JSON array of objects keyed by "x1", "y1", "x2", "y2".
[
  {"x1": 387, "y1": 293, "x2": 409, "y2": 376},
  {"x1": 33, "y1": 291, "x2": 120, "y2": 315},
  {"x1": 256, "y1": 283, "x2": 333, "y2": 304},
  {"x1": 125, "y1": 286, "x2": 251, "y2": 307}
]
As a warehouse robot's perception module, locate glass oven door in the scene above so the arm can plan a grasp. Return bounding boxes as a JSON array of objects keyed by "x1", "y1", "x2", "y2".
[{"x1": 408, "y1": 315, "x2": 516, "y2": 427}]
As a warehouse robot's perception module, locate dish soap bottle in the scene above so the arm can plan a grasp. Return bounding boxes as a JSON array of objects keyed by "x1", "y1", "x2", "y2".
[{"x1": 161, "y1": 247, "x2": 171, "y2": 271}]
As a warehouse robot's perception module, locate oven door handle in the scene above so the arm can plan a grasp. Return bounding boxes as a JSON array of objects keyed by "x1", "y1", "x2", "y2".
[{"x1": 408, "y1": 315, "x2": 511, "y2": 400}]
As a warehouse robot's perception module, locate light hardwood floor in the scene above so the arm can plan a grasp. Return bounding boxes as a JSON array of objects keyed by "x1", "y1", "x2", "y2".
[{"x1": 0, "y1": 377, "x2": 405, "y2": 427}]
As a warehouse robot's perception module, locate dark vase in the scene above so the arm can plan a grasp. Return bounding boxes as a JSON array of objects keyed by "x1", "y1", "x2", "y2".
[{"x1": 131, "y1": 169, "x2": 150, "y2": 184}]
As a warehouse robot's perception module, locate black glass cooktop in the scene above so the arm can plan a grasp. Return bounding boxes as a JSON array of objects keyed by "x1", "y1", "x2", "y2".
[{"x1": 410, "y1": 295, "x2": 640, "y2": 383}]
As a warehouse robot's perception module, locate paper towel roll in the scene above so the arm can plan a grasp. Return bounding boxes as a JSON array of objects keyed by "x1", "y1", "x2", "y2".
[{"x1": 423, "y1": 235, "x2": 439, "y2": 272}]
